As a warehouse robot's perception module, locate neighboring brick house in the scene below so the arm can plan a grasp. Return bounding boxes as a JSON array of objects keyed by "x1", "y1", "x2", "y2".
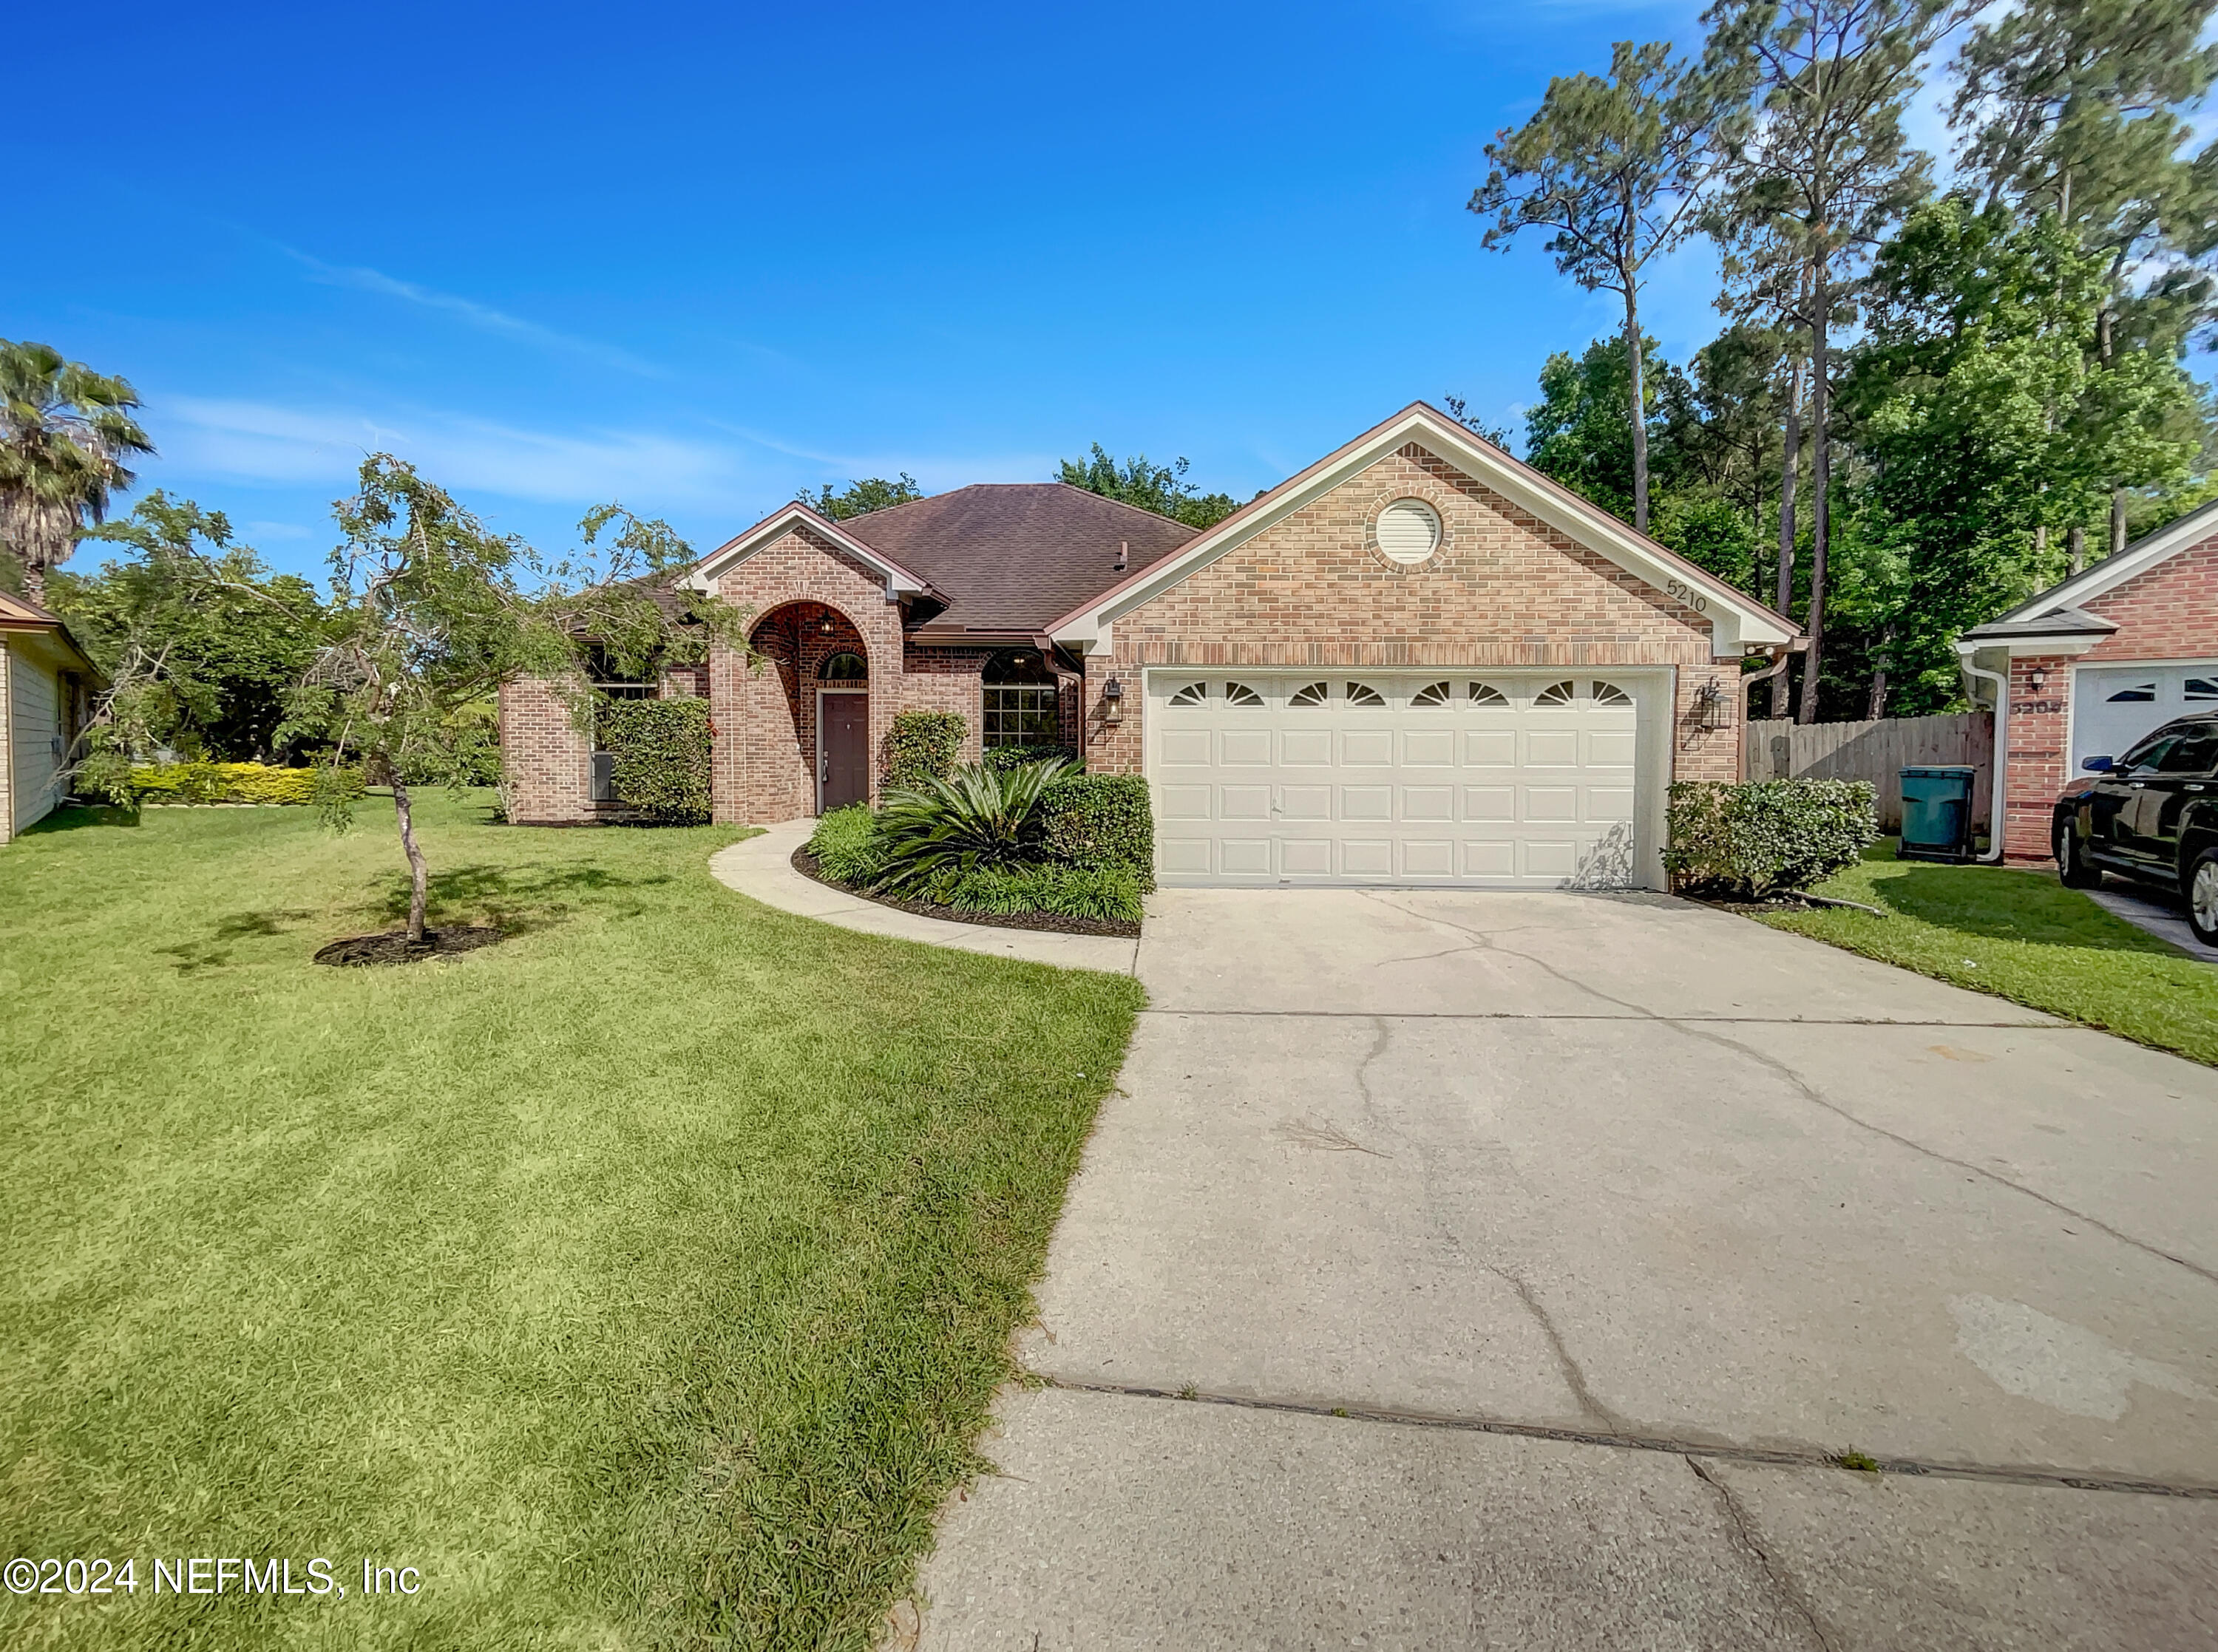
[
  {"x1": 500, "y1": 403, "x2": 1798, "y2": 888},
  {"x1": 1958, "y1": 497, "x2": 2218, "y2": 864}
]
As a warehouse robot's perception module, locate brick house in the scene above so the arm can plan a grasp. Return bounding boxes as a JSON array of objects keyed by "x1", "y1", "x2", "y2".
[
  {"x1": 500, "y1": 403, "x2": 1797, "y2": 888},
  {"x1": 1958, "y1": 497, "x2": 2218, "y2": 864}
]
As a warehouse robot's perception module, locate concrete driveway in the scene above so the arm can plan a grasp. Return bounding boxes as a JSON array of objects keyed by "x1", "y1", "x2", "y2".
[{"x1": 912, "y1": 889, "x2": 2218, "y2": 1651}]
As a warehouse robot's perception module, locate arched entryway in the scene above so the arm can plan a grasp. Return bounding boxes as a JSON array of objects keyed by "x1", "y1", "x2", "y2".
[{"x1": 746, "y1": 602, "x2": 873, "y2": 817}]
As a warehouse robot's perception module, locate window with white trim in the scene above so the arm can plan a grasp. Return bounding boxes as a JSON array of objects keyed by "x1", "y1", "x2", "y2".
[
  {"x1": 1535, "y1": 680, "x2": 1577, "y2": 706},
  {"x1": 1591, "y1": 681, "x2": 1632, "y2": 706},
  {"x1": 982, "y1": 649, "x2": 1060, "y2": 747},
  {"x1": 1168, "y1": 681, "x2": 1207, "y2": 707},
  {"x1": 1411, "y1": 681, "x2": 1454, "y2": 707},
  {"x1": 1289, "y1": 681, "x2": 1329, "y2": 707},
  {"x1": 1345, "y1": 682, "x2": 1386, "y2": 706},
  {"x1": 1224, "y1": 681, "x2": 1264, "y2": 706},
  {"x1": 1468, "y1": 682, "x2": 1508, "y2": 705}
]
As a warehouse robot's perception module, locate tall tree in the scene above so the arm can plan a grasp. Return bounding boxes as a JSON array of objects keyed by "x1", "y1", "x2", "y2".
[
  {"x1": 1057, "y1": 444, "x2": 1240, "y2": 528},
  {"x1": 1703, "y1": 0, "x2": 1958, "y2": 721},
  {"x1": 801, "y1": 473, "x2": 924, "y2": 520},
  {"x1": 0, "y1": 341, "x2": 155, "y2": 605},
  {"x1": 1471, "y1": 40, "x2": 1740, "y2": 532},
  {"x1": 1950, "y1": 0, "x2": 2218, "y2": 558},
  {"x1": 1523, "y1": 334, "x2": 1694, "y2": 521}
]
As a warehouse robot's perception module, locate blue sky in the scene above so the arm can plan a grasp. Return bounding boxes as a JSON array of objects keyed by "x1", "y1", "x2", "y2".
[{"x1": 15, "y1": 0, "x2": 1900, "y2": 582}]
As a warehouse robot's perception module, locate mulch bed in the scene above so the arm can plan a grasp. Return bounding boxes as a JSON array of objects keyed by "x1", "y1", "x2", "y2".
[
  {"x1": 791, "y1": 847, "x2": 1142, "y2": 940},
  {"x1": 313, "y1": 926, "x2": 508, "y2": 967}
]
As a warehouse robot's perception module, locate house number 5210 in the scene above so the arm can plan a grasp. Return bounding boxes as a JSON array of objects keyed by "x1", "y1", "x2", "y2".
[{"x1": 1664, "y1": 578, "x2": 1708, "y2": 613}]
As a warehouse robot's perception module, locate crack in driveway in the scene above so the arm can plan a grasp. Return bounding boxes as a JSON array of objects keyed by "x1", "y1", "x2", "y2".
[{"x1": 1686, "y1": 1456, "x2": 1839, "y2": 1652}]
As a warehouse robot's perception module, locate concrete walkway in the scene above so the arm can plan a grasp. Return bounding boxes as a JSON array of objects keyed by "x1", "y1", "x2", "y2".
[
  {"x1": 2089, "y1": 880, "x2": 2218, "y2": 965},
  {"x1": 912, "y1": 888, "x2": 2218, "y2": 1651},
  {"x1": 706, "y1": 820, "x2": 1139, "y2": 973}
]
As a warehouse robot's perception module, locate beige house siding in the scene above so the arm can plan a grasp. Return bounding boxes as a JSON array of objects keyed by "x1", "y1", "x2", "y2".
[{"x1": 7, "y1": 638, "x2": 65, "y2": 840}]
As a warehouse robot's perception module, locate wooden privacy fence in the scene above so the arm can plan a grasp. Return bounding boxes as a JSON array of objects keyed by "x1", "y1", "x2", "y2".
[{"x1": 1742, "y1": 712, "x2": 1994, "y2": 831}]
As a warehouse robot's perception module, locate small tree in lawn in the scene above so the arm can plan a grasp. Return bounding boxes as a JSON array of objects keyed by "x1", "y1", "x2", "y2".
[{"x1": 291, "y1": 454, "x2": 743, "y2": 945}]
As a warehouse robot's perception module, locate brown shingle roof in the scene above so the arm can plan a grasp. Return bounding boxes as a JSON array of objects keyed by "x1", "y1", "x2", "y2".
[{"x1": 836, "y1": 483, "x2": 1196, "y2": 635}]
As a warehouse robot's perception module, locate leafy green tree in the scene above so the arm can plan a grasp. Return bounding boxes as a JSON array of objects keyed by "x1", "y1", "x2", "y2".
[
  {"x1": 1703, "y1": 0, "x2": 1956, "y2": 721},
  {"x1": 1950, "y1": 0, "x2": 2218, "y2": 557},
  {"x1": 1472, "y1": 40, "x2": 1743, "y2": 532},
  {"x1": 1523, "y1": 335, "x2": 1693, "y2": 520},
  {"x1": 0, "y1": 341, "x2": 155, "y2": 605},
  {"x1": 801, "y1": 473, "x2": 925, "y2": 520},
  {"x1": 1841, "y1": 197, "x2": 2202, "y2": 710},
  {"x1": 47, "y1": 494, "x2": 328, "y2": 761},
  {"x1": 287, "y1": 457, "x2": 749, "y2": 944},
  {"x1": 1057, "y1": 444, "x2": 1240, "y2": 528}
]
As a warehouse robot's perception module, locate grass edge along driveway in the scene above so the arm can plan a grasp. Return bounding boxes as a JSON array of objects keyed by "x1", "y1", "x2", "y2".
[
  {"x1": 1755, "y1": 846, "x2": 2218, "y2": 1067},
  {"x1": 0, "y1": 792, "x2": 1142, "y2": 1651}
]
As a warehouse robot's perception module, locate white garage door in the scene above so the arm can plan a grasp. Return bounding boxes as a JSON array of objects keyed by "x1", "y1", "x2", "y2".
[
  {"x1": 1148, "y1": 670, "x2": 1660, "y2": 888},
  {"x1": 2072, "y1": 663, "x2": 2218, "y2": 772}
]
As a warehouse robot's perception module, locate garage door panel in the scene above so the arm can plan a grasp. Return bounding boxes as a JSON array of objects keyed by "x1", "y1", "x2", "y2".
[
  {"x1": 1161, "y1": 730, "x2": 1212, "y2": 766},
  {"x1": 1159, "y1": 785, "x2": 1213, "y2": 820},
  {"x1": 1525, "y1": 786, "x2": 1578, "y2": 822},
  {"x1": 1220, "y1": 837, "x2": 1272, "y2": 876},
  {"x1": 1342, "y1": 785, "x2": 1394, "y2": 820},
  {"x1": 1402, "y1": 839, "x2": 1454, "y2": 876},
  {"x1": 1343, "y1": 730, "x2": 1394, "y2": 765},
  {"x1": 1342, "y1": 840, "x2": 1393, "y2": 875},
  {"x1": 1402, "y1": 785, "x2": 1454, "y2": 821},
  {"x1": 1220, "y1": 785, "x2": 1272, "y2": 820},
  {"x1": 1151, "y1": 671, "x2": 1655, "y2": 888},
  {"x1": 1402, "y1": 730, "x2": 1455, "y2": 766}
]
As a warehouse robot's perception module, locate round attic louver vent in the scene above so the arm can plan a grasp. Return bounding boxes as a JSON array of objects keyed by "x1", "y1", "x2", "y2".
[{"x1": 1376, "y1": 498, "x2": 1442, "y2": 564}]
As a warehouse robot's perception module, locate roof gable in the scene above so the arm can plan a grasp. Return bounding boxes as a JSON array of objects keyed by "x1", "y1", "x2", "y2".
[
  {"x1": 1045, "y1": 404, "x2": 1798, "y2": 658},
  {"x1": 682, "y1": 503, "x2": 937, "y2": 602},
  {"x1": 1987, "y1": 494, "x2": 2218, "y2": 628}
]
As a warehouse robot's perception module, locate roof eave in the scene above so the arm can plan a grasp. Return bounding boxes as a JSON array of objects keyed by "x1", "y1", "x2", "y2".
[{"x1": 682, "y1": 503, "x2": 937, "y2": 604}]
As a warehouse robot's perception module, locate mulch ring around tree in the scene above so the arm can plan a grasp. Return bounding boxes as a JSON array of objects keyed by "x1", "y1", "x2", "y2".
[
  {"x1": 313, "y1": 926, "x2": 508, "y2": 967},
  {"x1": 791, "y1": 847, "x2": 1142, "y2": 940}
]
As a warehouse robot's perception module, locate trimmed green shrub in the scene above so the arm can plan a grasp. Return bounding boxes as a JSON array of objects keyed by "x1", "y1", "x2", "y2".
[
  {"x1": 884, "y1": 710, "x2": 965, "y2": 791},
  {"x1": 807, "y1": 804, "x2": 886, "y2": 887},
  {"x1": 1664, "y1": 779, "x2": 1880, "y2": 898},
  {"x1": 129, "y1": 761, "x2": 363, "y2": 806},
  {"x1": 1041, "y1": 774, "x2": 1155, "y2": 890},
  {"x1": 874, "y1": 759, "x2": 1073, "y2": 891},
  {"x1": 599, "y1": 697, "x2": 712, "y2": 823},
  {"x1": 923, "y1": 862, "x2": 1144, "y2": 924},
  {"x1": 984, "y1": 743, "x2": 1080, "y2": 773}
]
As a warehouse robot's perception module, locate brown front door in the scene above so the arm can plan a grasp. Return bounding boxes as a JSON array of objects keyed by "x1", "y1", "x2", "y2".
[{"x1": 821, "y1": 692, "x2": 869, "y2": 812}]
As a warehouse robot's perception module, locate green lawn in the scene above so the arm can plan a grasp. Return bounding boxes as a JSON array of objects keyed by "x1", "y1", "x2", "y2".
[
  {"x1": 0, "y1": 792, "x2": 1142, "y2": 1650},
  {"x1": 1757, "y1": 846, "x2": 2218, "y2": 1066}
]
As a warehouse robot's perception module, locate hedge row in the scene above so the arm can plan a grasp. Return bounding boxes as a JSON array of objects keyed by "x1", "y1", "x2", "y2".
[
  {"x1": 129, "y1": 762, "x2": 364, "y2": 806},
  {"x1": 599, "y1": 698, "x2": 713, "y2": 823},
  {"x1": 1663, "y1": 779, "x2": 1879, "y2": 898},
  {"x1": 1039, "y1": 775, "x2": 1154, "y2": 890},
  {"x1": 884, "y1": 710, "x2": 966, "y2": 790}
]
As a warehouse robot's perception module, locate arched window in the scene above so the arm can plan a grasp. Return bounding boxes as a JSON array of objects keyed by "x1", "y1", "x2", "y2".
[
  {"x1": 819, "y1": 650, "x2": 867, "y2": 681},
  {"x1": 983, "y1": 649, "x2": 1060, "y2": 748}
]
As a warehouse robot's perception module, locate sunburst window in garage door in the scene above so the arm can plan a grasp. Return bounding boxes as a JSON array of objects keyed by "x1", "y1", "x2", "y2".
[
  {"x1": 1469, "y1": 682, "x2": 1508, "y2": 705},
  {"x1": 1225, "y1": 681, "x2": 1264, "y2": 706},
  {"x1": 1346, "y1": 682, "x2": 1386, "y2": 706},
  {"x1": 1411, "y1": 681, "x2": 1454, "y2": 707},
  {"x1": 1535, "y1": 680, "x2": 1577, "y2": 706},
  {"x1": 1593, "y1": 681, "x2": 1632, "y2": 706},
  {"x1": 1290, "y1": 681, "x2": 1329, "y2": 707},
  {"x1": 2190, "y1": 677, "x2": 2218, "y2": 701},
  {"x1": 1169, "y1": 681, "x2": 1207, "y2": 706}
]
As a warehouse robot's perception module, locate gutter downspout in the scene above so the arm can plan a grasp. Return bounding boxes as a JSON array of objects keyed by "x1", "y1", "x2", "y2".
[{"x1": 1958, "y1": 647, "x2": 2009, "y2": 864}]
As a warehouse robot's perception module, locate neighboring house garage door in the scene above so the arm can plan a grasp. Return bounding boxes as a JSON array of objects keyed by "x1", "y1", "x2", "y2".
[
  {"x1": 1147, "y1": 670, "x2": 1664, "y2": 888},
  {"x1": 2073, "y1": 663, "x2": 2218, "y2": 773}
]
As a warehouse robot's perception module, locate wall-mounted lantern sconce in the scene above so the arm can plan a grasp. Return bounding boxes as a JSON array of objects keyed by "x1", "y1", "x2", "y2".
[
  {"x1": 1102, "y1": 676, "x2": 1125, "y2": 724},
  {"x1": 1693, "y1": 678, "x2": 1726, "y2": 732},
  {"x1": 818, "y1": 611, "x2": 835, "y2": 635},
  {"x1": 2029, "y1": 667, "x2": 2048, "y2": 691}
]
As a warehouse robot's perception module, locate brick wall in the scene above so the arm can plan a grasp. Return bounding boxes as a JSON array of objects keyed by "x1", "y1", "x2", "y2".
[
  {"x1": 498, "y1": 673, "x2": 594, "y2": 824},
  {"x1": 898, "y1": 645, "x2": 991, "y2": 766},
  {"x1": 2000, "y1": 653, "x2": 2071, "y2": 862},
  {"x1": 709, "y1": 527, "x2": 906, "y2": 823},
  {"x1": 1077, "y1": 443, "x2": 1739, "y2": 782}
]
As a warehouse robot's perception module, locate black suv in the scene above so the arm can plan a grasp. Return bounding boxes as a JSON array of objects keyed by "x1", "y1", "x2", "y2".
[{"x1": 2053, "y1": 713, "x2": 2218, "y2": 945}]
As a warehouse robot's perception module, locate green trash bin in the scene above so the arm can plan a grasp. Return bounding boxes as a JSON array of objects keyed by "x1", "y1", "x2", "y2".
[{"x1": 1899, "y1": 766, "x2": 1976, "y2": 863}]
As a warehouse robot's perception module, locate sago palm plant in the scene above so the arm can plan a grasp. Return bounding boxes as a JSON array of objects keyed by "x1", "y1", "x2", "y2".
[{"x1": 872, "y1": 757, "x2": 1073, "y2": 891}]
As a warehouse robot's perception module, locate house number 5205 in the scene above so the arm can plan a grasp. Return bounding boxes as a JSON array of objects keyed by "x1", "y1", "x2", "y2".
[{"x1": 1664, "y1": 578, "x2": 1708, "y2": 613}]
